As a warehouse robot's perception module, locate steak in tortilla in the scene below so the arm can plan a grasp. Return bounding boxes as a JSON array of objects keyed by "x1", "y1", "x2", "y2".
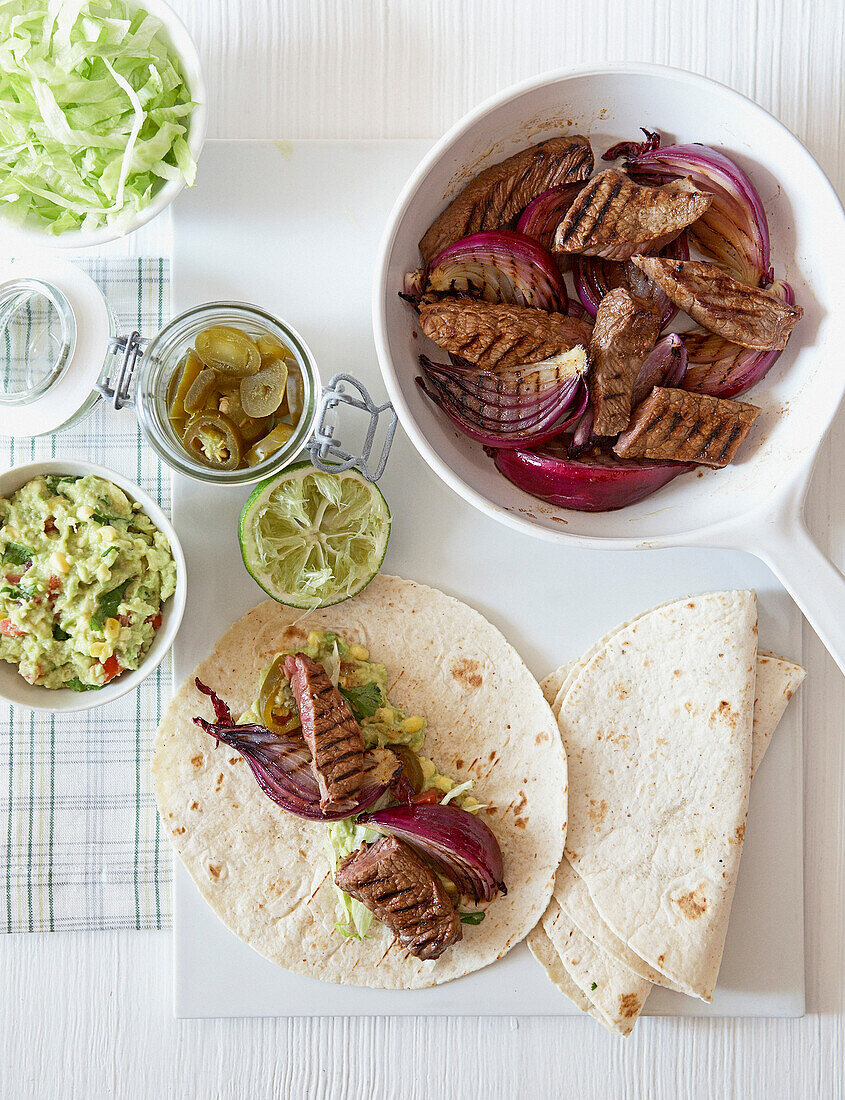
[
  {"x1": 335, "y1": 836, "x2": 463, "y2": 960},
  {"x1": 284, "y1": 652, "x2": 365, "y2": 814}
]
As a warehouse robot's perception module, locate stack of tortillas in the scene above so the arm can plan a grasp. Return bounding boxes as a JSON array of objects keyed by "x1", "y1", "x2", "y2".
[{"x1": 527, "y1": 591, "x2": 805, "y2": 1035}]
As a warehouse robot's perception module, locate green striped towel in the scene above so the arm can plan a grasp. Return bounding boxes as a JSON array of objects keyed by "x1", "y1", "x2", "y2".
[{"x1": 0, "y1": 258, "x2": 172, "y2": 932}]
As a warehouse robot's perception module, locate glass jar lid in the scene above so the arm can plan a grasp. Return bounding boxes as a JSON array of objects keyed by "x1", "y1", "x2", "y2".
[{"x1": 0, "y1": 255, "x2": 112, "y2": 437}]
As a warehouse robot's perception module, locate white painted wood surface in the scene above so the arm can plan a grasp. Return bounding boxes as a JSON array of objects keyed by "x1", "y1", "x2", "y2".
[{"x1": 2, "y1": 1, "x2": 844, "y2": 1096}]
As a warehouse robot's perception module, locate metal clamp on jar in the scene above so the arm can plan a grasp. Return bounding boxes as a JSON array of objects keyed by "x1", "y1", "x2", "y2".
[{"x1": 0, "y1": 255, "x2": 396, "y2": 484}]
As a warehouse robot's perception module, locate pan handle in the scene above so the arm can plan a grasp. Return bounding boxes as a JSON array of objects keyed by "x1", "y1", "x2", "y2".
[{"x1": 755, "y1": 516, "x2": 845, "y2": 676}]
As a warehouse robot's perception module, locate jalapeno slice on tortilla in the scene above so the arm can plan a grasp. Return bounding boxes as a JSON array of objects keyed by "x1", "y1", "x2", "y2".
[
  {"x1": 387, "y1": 745, "x2": 425, "y2": 795},
  {"x1": 195, "y1": 326, "x2": 261, "y2": 377},
  {"x1": 259, "y1": 655, "x2": 300, "y2": 733},
  {"x1": 240, "y1": 361, "x2": 288, "y2": 418},
  {"x1": 182, "y1": 412, "x2": 244, "y2": 470}
]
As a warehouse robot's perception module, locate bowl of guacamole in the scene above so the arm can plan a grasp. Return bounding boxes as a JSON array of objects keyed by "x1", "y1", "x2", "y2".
[{"x1": 0, "y1": 461, "x2": 186, "y2": 711}]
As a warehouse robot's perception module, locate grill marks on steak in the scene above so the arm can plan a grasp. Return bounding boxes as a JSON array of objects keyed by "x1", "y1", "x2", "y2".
[
  {"x1": 553, "y1": 170, "x2": 712, "y2": 261},
  {"x1": 419, "y1": 136, "x2": 594, "y2": 264},
  {"x1": 631, "y1": 257, "x2": 803, "y2": 350},
  {"x1": 335, "y1": 835, "x2": 463, "y2": 960},
  {"x1": 614, "y1": 387, "x2": 760, "y2": 467},
  {"x1": 588, "y1": 288, "x2": 660, "y2": 436},
  {"x1": 419, "y1": 297, "x2": 592, "y2": 371},
  {"x1": 283, "y1": 653, "x2": 365, "y2": 814}
]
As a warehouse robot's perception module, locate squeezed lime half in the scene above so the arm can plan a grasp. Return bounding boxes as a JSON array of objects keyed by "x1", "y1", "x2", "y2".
[{"x1": 238, "y1": 461, "x2": 391, "y2": 608}]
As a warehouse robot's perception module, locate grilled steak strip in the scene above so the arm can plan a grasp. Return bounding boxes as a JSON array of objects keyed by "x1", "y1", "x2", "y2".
[
  {"x1": 588, "y1": 287, "x2": 660, "y2": 436},
  {"x1": 630, "y1": 257, "x2": 803, "y2": 350},
  {"x1": 553, "y1": 170, "x2": 712, "y2": 261},
  {"x1": 614, "y1": 386, "x2": 760, "y2": 468},
  {"x1": 283, "y1": 653, "x2": 365, "y2": 814},
  {"x1": 419, "y1": 136, "x2": 594, "y2": 264},
  {"x1": 419, "y1": 297, "x2": 592, "y2": 372},
  {"x1": 335, "y1": 835, "x2": 463, "y2": 960}
]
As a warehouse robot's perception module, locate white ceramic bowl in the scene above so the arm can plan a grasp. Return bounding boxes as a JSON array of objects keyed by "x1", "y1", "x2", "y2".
[
  {"x1": 1, "y1": 0, "x2": 207, "y2": 249},
  {"x1": 0, "y1": 460, "x2": 186, "y2": 712},
  {"x1": 373, "y1": 64, "x2": 845, "y2": 549}
]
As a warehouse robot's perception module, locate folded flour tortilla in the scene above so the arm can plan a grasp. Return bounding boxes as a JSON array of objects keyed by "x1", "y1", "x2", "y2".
[
  {"x1": 558, "y1": 590, "x2": 757, "y2": 1002},
  {"x1": 152, "y1": 576, "x2": 567, "y2": 989},
  {"x1": 529, "y1": 592, "x2": 805, "y2": 1031}
]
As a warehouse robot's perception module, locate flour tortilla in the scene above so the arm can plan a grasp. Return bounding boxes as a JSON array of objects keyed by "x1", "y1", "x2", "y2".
[
  {"x1": 539, "y1": 898, "x2": 652, "y2": 1036},
  {"x1": 152, "y1": 575, "x2": 567, "y2": 989},
  {"x1": 558, "y1": 590, "x2": 757, "y2": 1002},
  {"x1": 532, "y1": 615, "x2": 803, "y2": 1025},
  {"x1": 534, "y1": 636, "x2": 804, "y2": 1027}
]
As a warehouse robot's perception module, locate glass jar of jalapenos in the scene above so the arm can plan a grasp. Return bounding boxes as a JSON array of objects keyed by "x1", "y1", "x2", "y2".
[
  {"x1": 0, "y1": 257, "x2": 320, "y2": 486},
  {"x1": 136, "y1": 302, "x2": 319, "y2": 484}
]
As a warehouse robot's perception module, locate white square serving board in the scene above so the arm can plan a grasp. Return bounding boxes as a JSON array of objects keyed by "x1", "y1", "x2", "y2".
[{"x1": 170, "y1": 140, "x2": 804, "y2": 1019}]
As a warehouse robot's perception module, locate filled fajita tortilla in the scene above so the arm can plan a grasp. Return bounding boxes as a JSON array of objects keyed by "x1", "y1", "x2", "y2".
[{"x1": 152, "y1": 575, "x2": 567, "y2": 988}]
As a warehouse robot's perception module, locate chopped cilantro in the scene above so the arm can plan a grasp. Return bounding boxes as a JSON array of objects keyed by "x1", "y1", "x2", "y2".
[
  {"x1": 44, "y1": 475, "x2": 79, "y2": 496},
  {"x1": 2, "y1": 582, "x2": 37, "y2": 601},
  {"x1": 90, "y1": 577, "x2": 133, "y2": 632},
  {"x1": 459, "y1": 911, "x2": 485, "y2": 925},
  {"x1": 339, "y1": 680, "x2": 384, "y2": 720},
  {"x1": 591, "y1": 982, "x2": 597, "y2": 991},
  {"x1": 2, "y1": 541, "x2": 33, "y2": 566},
  {"x1": 65, "y1": 677, "x2": 100, "y2": 692}
]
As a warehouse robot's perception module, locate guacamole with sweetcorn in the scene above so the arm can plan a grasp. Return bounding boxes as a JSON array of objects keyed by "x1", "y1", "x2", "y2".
[{"x1": 0, "y1": 474, "x2": 177, "y2": 690}]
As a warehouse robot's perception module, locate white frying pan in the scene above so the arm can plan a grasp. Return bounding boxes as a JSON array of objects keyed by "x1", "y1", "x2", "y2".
[{"x1": 373, "y1": 64, "x2": 845, "y2": 674}]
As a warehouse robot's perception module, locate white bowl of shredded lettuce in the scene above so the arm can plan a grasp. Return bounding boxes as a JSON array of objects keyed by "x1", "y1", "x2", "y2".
[{"x1": 0, "y1": 0, "x2": 207, "y2": 246}]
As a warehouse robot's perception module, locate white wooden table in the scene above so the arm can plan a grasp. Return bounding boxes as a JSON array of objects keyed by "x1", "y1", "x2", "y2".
[{"x1": 3, "y1": 2, "x2": 844, "y2": 1096}]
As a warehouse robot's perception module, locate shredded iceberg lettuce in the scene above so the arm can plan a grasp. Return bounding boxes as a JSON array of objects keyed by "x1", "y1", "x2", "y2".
[
  {"x1": 325, "y1": 819, "x2": 380, "y2": 940},
  {"x1": 0, "y1": 0, "x2": 197, "y2": 234}
]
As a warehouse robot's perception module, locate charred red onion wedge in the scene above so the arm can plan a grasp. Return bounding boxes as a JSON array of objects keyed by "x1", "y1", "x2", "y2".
[
  {"x1": 681, "y1": 280, "x2": 794, "y2": 398},
  {"x1": 417, "y1": 347, "x2": 588, "y2": 448},
  {"x1": 605, "y1": 131, "x2": 772, "y2": 286},
  {"x1": 424, "y1": 230, "x2": 567, "y2": 312},
  {"x1": 631, "y1": 332, "x2": 688, "y2": 406},
  {"x1": 491, "y1": 446, "x2": 692, "y2": 511},
  {"x1": 567, "y1": 334, "x2": 687, "y2": 458},
  {"x1": 573, "y1": 232, "x2": 690, "y2": 328},
  {"x1": 193, "y1": 680, "x2": 398, "y2": 822},
  {"x1": 515, "y1": 183, "x2": 584, "y2": 253},
  {"x1": 359, "y1": 802, "x2": 506, "y2": 903}
]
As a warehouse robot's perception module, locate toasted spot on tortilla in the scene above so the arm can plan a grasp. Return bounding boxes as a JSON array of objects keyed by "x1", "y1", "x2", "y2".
[
  {"x1": 673, "y1": 669, "x2": 681, "y2": 676},
  {"x1": 451, "y1": 658, "x2": 483, "y2": 689},
  {"x1": 615, "y1": 683, "x2": 629, "y2": 699},
  {"x1": 207, "y1": 860, "x2": 227, "y2": 882},
  {"x1": 172, "y1": 826, "x2": 185, "y2": 836},
  {"x1": 619, "y1": 992, "x2": 642, "y2": 1017},
  {"x1": 456, "y1": 758, "x2": 465, "y2": 769},
  {"x1": 675, "y1": 886, "x2": 708, "y2": 919},
  {"x1": 514, "y1": 817, "x2": 527, "y2": 829},
  {"x1": 228, "y1": 756, "x2": 241, "y2": 765},
  {"x1": 215, "y1": 772, "x2": 224, "y2": 791},
  {"x1": 734, "y1": 823, "x2": 746, "y2": 844},
  {"x1": 190, "y1": 753, "x2": 204, "y2": 768},
  {"x1": 190, "y1": 801, "x2": 200, "y2": 811},
  {"x1": 658, "y1": 953, "x2": 666, "y2": 966},
  {"x1": 588, "y1": 798, "x2": 608, "y2": 825}
]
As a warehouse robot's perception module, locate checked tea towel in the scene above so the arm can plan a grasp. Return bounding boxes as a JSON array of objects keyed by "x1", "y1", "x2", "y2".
[{"x1": 0, "y1": 258, "x2": 173, "y2": 932}]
